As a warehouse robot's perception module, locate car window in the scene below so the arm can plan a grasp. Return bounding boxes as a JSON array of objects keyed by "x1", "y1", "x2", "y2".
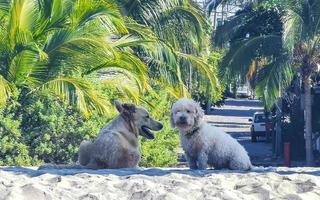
[{"x1": 254, "y1": 114, "x2": 265, "y2": 123}]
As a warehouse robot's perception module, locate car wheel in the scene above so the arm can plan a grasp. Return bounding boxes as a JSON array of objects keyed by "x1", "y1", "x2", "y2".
[
  {"x1": 251, "y1": 130, "x2": 257, "y2": 142},
  {"x1": 265, "y1": 131, "x2": 271, "y2": 143}
]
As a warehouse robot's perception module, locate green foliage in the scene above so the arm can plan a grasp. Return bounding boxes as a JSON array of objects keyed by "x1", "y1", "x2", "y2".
[
  {"x1": 0, "y1": 88, "x2": 180, "y2": 167},
  {"x1": 140, "y1": 117, "x2": 179, "y2": 167},
  {"x1": 140, "y1": 90, "x2": 179, "y2": 167},
  {"x1": 0, "y1": 91, "x2": 111, "y2": 165},
  {"x1": 0, "y1": 101, "x2": 40, "y2": 166},
  {"x1": 19, "y1": 91, "x2": 111, "y2": 164},
  {"x1": 118, "y1": 0, "x2": 221, "y2": 100},
  {"x1": 215, "y1": 3, "x2": 294, "y2": 109},
  {"x1": 0, "y1": 0, "x2": 220, "y2": 167},
  {"x1": 192, "y1": 50, "x2": 223, "y2": 107},
  {"x1": 0, "y1": 0, "x2": 151, "y2": 116}
]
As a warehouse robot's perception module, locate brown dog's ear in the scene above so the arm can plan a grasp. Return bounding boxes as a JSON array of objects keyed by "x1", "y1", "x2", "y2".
[
  {"x1": 114, "y1": 100, "x2": 123, "y2": 113},
  {"x1": 122, "y1": 103, "x2": 136, "y2": 113},
  {"x1": 114, "y1": 100, "x2": 136, "y2": 117}
]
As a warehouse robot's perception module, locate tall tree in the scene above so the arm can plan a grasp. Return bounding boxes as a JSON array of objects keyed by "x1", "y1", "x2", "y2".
[
  {"x1": 0, "y1": 0, "x2": 152, "y2": 116},
  {"x1": 116, "y1": 0, "x2": 222, "y2": 102},
  {"x1": 214, "y1": 0, "x2": 320, "y2": 165},
  {"x1": 284, "y1": 0, "x2": 320, "y2": 165}
]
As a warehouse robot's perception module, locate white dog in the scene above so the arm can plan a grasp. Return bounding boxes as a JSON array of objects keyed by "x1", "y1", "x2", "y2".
[{"x1": 171, "y1": 98, "x2": 252, "y2": 170}]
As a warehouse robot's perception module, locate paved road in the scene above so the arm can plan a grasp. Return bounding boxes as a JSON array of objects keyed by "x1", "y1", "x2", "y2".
[{"x1": 205, "y1": 98, "x2": 273, "y2": 164}]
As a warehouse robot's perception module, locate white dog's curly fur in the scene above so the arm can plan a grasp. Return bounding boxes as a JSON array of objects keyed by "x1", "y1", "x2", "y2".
[{"x1": 171, "y1": 98, "x2": 252, "y2": 170}]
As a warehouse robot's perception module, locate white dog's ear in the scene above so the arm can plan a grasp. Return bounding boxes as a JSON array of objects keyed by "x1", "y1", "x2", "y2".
[
  {"x1": 170, "y1": 111, "x2": 175, "y2": 128},
  {"x1": 194, "y1": 102, "x2": 204, "y2": 125}
]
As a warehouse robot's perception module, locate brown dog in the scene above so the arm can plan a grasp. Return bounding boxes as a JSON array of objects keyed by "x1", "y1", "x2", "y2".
[{"x1": 78, "y1": 100, "x2": 163, "y2": 169}]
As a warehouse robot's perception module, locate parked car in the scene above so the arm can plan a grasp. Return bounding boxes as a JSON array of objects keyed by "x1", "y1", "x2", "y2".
[
  {"x1": 248, "y1": 112, "x2": 273, "y2": 142},
  {"x1": 236, "y1": 86, "x2": 251, "y2": 98}
]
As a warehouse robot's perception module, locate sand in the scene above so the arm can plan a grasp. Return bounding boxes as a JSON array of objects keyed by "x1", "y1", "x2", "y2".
[{"x1": 0, "y1": 166, "x2": 320, "y2": 200}]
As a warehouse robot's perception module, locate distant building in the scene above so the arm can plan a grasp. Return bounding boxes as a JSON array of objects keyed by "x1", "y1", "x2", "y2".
[{"x1": 194, "y1": 0, "x2": 243, "y2": 30}]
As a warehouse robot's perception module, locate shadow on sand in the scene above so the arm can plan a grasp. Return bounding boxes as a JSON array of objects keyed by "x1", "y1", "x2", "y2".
[{"x1": 1, "y1": 166, "x2": 320, "y2": 178}]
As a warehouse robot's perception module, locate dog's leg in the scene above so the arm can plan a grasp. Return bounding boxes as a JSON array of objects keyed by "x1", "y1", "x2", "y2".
[
  {"x1": 185, "y1": 154, "x2": 198, "y2": 169},
  {"x1": 197, "y1": 152, "x2": 208, "y2": 170},
  {"x1": 78, "y1": 140, "x2": 93, "y2": 166},
  {"x1": 229, "y1": 158, "x2": 251, "y2": 170},
  {"x1": 84, "y1": 159, "x2": 102, "y2": 170}
]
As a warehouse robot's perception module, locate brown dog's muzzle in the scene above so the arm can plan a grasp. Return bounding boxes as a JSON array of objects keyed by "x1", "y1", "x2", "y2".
[{"x1": 139, "y1": 120, "x2": 163, "y2": 139}]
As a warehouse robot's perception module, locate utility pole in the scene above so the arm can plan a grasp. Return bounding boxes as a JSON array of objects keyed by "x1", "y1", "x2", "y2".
[
  {"x1": 275, "y1": 97, "x2": 282, "y2": 157},
  {"x1": 275, "y1": 84, "x2": 283, "y2": 157}
]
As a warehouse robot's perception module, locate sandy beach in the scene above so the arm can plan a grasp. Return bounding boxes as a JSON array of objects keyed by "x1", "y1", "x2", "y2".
[{"x1": 1, "y1": 167, "x2": 320, "y2": 200}]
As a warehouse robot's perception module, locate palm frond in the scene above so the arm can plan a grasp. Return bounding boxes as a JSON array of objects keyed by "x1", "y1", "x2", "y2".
[
  {"x1": 255, "y1": 55, "x2": 293, "y2": 109},
  {"x1": 43, "y1": 28, "x2": 115, "y2": 74},
  {"x1": 310, "y1": 0, "x2": 320, "y2": 36},
  {"x1": 116, "y1": 51, "x2": 150, "y2": 91},
  {"x1": 8, "y1": 49, "x2": 46, "y2": 85},
  {"x1": 221, "y1": 35, "x2": 282, "y2": 78},
  {"x1": 214, "y1": 10, "x2": 251, "y2": 46},
  {"x1": 155, "y1": 5, "x2": 207, "y2": 48},
  {"x1": 101, "y1": 74, "x2": 140, "y2": 103},
  {"x1": 71, "y1": 0, "x2": 127, "y2": 34},
  {"x1": 110, "y1": 34, "x2": 152, "y2": 49},
  {"x1": 282, "y1": 9, "x2": 304, "y2": 54},
  {"x1": 34, "y1": 0, "x2": 72, "y2": 38},
  {"x1": 7, "y1": 0, "x2": 38, "y2": 47},
  {"x1": 0, "y1": 0, "x2": 10, "y2": 14},
  {"x1": 163, "y1": 83, "x2": 190, "y2": 99},
  {"x1": 125, "y1": 18, "x2": 157, "y2": 40},
  {"x1": 178, "y1": 52, "x2": 220, "y2": 92},
  {"x1": 42, "y1": 77, "x2": 111, "y2": 117},
  {"x1": 0, "y1": 75, "x2": 13, "y2": 107}
]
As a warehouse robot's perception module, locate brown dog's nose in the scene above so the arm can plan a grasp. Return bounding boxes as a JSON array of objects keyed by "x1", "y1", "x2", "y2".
[{"x1": 158, "y1": 123, "x2": 163, "y2": 130}]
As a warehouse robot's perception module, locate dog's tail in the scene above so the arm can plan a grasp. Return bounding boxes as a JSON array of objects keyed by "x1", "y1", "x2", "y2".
[{"x1": 78, "y1": 140, "x2": 93, "y2": 166}]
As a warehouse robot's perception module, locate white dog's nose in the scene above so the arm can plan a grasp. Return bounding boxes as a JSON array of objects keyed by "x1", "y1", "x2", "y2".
[{"x1": 179, "y1": 116, "x2": 187, "y2": 122}]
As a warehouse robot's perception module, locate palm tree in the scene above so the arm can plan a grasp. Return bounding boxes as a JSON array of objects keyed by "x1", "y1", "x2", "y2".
[
  {"x1": 215, "y1": 0, "x2": 320, "y2": 165},
  {"x1": 215, "y1": 4, "x2": 287, "y2": 104},
  {"x1": 116, "y1": 0, "x2": 222, "y2": 102},
  {"x1": 0, "y1": 0, "x2": 151, "y2": 116},
  {"x1": 284, "y1": 0, "x2": 320, "y2": 165}
]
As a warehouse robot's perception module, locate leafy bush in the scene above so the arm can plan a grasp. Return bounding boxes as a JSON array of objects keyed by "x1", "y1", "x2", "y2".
[
  {"x1": 140, "y1": 116, "x2": 179, "y2": 167},
  {"x1": 21, "y1": 91, "x2": 112, "y2": 164},
  {"x1": 140, "y1": 90, "x2": 179, "y2": 167},
  {"x1": 0, "y1": 88, "x2": 180, "y2": 167},
  {"x1": 0, "y1": 102, "x2": 40, "y2": 166},
  {"x1": 0, "y1": 91, "x2": 112, "y2": 166},
  {"x1": 192, "y1": 51, "x2": 223, "y2": 108}
]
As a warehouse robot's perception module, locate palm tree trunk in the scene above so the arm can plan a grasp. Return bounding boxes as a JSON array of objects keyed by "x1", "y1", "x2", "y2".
[
  {"x1": 221, "y1": 4, "x2": 225, "y2": 24},
  {"x1": 189, "y1": 64, "x2": 192, "y2": 90},
  {"x1": 304, "y1": 75, "x2": 314, "y2": 166},
  {"x1": 213, "y1": 9, "x2": 217, "y2": 30}
]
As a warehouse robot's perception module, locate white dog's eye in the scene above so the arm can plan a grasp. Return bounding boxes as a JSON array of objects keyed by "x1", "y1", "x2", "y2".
[{"x1": 186, "y1": 110, "x2": 191, "y2": 113}]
